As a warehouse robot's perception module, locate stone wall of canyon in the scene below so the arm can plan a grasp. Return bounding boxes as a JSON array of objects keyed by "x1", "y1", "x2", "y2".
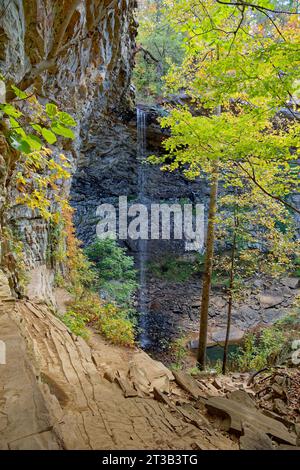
[{"x1": 0, "y1": 0, "x2": 137, "y2": 298}]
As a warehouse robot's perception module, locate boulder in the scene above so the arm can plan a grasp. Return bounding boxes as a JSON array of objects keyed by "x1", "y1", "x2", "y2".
[
  {"x1": 280, "y1": 277, "x2": 300, "y2": 290},
  {"x1": 128, "y1": 351, "x2": 174, "y2": 394},
  {"x1": 212, "y1": 378, "x2": 223, "y2": 390},
  {"x1": 262, "y1": 308, "x2": 286, "y2": 323},
  {"x1": 229, "y1": 390, "x2": 257, "y2": 409},
  {"x1": 259, "y1": 294, "x2": 284, "y2": 309},
  {"x1": 271, "y1": 384, "x2": 287, "y2": 399},
  {"x1": 211, "y1": 326, "x2": 245, "y2": 345},
  {"x1": 211, "y1": 297, "x2": 227, "y2": 310}
]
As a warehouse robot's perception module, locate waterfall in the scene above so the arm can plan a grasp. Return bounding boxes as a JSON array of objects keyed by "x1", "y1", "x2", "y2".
[
  {"x1": 136, "y1": 107, "x2": 151, "y2": 349},
  {"x1": 137, "y1": 107, "x2": 146, "y2": 165}
]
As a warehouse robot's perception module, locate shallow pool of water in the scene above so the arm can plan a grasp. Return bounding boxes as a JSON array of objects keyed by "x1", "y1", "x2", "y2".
[{"x1": 206, "y1": 343, "x2": 240, "y2": 366}]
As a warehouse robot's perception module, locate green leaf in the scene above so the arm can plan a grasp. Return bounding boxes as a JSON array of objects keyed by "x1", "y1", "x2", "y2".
[
  {"x1": 24, "y1": 134, "x2": 42, "y2": 151},
  {"x1": 51, "y1": 123, "x2": 75, "y2": 139},
  {"x1": 9, "y1": 134, "x2": 31, "y2": 154},
  {"x1": 58, "y1": 111, "x2": 76, "y2": 127},
  {"x1": 2, "y1": 104, "x2": 22, "y2": 118},
  {"x1": 9, "y1": 117, "x2": 26, "y2": 137},
  {"x1": 46, "y1": 103, "x2": 58, "y2": 119},
  {"x1": 31, "y1": 124, "x2": 43, "y2": 134},
  {"x1": 11, "y1": 85, "x2": 28, "y2": 100},
  {"x1": 42, "y1": 127, "x2": 57, "y2": 144}
]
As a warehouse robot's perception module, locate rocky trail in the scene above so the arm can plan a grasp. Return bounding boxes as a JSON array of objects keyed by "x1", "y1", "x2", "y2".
[{"x1": 1, "y1": 271, "x2": 299, "y2": 450}]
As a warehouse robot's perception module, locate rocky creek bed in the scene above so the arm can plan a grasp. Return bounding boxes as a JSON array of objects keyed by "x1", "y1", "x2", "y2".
[{"x1": 136, "y1": 273, "x2": 300, "y2": 362}]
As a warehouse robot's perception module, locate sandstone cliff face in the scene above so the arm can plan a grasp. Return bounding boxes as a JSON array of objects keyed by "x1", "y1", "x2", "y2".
[
  {"x1": 0, "y1": 0, "x2": 137, "y2": 298},
  {"x1": 1, "y1": 0, "x2": 136, "y2": 113}
]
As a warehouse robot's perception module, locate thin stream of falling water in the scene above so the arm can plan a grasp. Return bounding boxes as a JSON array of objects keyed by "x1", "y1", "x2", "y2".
[{"x1": 137, "y1": 107, "x2": 151, "y2": 349}]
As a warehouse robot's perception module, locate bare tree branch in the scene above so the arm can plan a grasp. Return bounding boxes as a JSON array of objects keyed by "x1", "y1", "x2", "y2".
[
  {"x1": 216, "y1": 0, "x2": 299, "y2": 14},
  {"x1": 236, "y1": 161, "x2": 300, "y2": 215},
  {"x1": 256, "y1": 6, "x2": 286, "y2": 40},
  {"x1": 134, "y1": 45, "x2": 160, "y2": 63}
]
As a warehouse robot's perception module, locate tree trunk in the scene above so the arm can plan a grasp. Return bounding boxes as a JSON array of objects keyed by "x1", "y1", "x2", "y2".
[
  {"x1": 197, "y1": 166, "x2": 219, "y2": 370},
  {"x1": 222, "y1": 224, "x2": 237, "y2": 374}
]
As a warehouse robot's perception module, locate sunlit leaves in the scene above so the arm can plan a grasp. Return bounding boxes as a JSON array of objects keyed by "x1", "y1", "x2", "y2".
[
  {"x1": 164, "y1": 0, "x2": 300, "y2": 110},
  {"x1": 9, "y1": 134, "x2": 31, "y2": 154},
  {"x1": 15, "y1": 148, "x2": 72, "y2": 222},
  {"x1": 9, "y1": 117, "x2": 26, "y2": 136},
  {"x1": 215, "y1": 186, "x2": 299, "y2": 282},
  {"x1": 31, "y1": 124, "x2": 57, "y2": 144},
  {"x1": 1, "y1": 104, "x2": 22, "y2": 118},
  {"x1": 23, "y1": 134, "x2": 42, "y2": 151},
  {"x1": 57, "y1": 112, "x2": 76, "y2": 127},
  {"x1": 51, "y1": 123, "x2": 75, "y2": 139},
  {"x1": 10, "y1": 133, "x2": 41, "y2": 155},
  {"x1": 156, "y1": 0, "x2": 300, "y2": 203},
  {"x1": 41, "y1": 128, "x2": 57, "y2": 144},
  {"x1": 1, "y1": 94, "x2": 76, "y2": 155},
  {"x1": 1, "y1": 79, "x2": 76, "y2": 223},
  {"x1": 11, "y1": 85, "x2": 28, "y2": 100},
  {"x1": 46, "y1": 103, "x2": 58, "y2": 119},
  {"x1": 158, "y1": 104, "x2": 299, "y2": 198},
  {"x1": 31, "y1": 124, "x2": 43, "y2": 134}
]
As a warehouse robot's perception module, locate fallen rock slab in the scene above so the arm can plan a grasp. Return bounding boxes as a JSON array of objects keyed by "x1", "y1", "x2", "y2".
[
  {"x1": 114, "y1": 373, "x2": 138, "y2": 398},
  {"x1": 205, "y1": 396, "x2": 297, "y2": 445},
  {"x1": 178, "y1": 403, "x2": 211, "y2": 430},
  {"x1": 240, "y1": 423, "x2": 274, "y2": 450},
  {"x1": 273, "y1": 399, "x2": 289, "y2": 416},
  {"x1": 173, "y1": 371, "x2": 207, "y2": 399},
  {"x1": 1, "y1": 294, "x2": 238, "y2": 450},
  {"x1": 271, "y1": 384, "x2": 287, "y2": 399},
  {"x1": 259, "y1": 294, "x2": 284, "y2": 309},
  {"x1": 280, "y1": 277, "x2": 300, "y2": 290},
  {"x1": 262, "y1": 409, "x2": 294, "y2": 429},
  {"x1": 229, "y1": 390, "x2": 257, "y2": 409},
  {"x1": 129, "y1": 351, "x2": 174, "y2": 394},
  {"x1": 153, "y1": 388, "x2": 177, "y2": 410}
]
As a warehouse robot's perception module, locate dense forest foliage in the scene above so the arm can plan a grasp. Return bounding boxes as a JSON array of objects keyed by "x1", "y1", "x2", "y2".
[{"x1": 135, "y1": 0, "x2": 299, "y2": 370}]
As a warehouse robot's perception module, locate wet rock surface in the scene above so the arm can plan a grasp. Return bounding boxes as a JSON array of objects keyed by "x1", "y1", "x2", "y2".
[
  {"x1": 70, "y1": 109, "x2": 209, "y2": 253},
  {"x1": 137, "y1": 275, "x2": 299, "y2": 357}
]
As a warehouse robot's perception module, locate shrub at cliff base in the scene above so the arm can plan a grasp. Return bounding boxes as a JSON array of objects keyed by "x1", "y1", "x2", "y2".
[
  {"x1": 62, "y1": 295, "x2": 135, "y2": 347},
  {"x1": 55, "y1": 208, "x2": 136, "y2": 346}
]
